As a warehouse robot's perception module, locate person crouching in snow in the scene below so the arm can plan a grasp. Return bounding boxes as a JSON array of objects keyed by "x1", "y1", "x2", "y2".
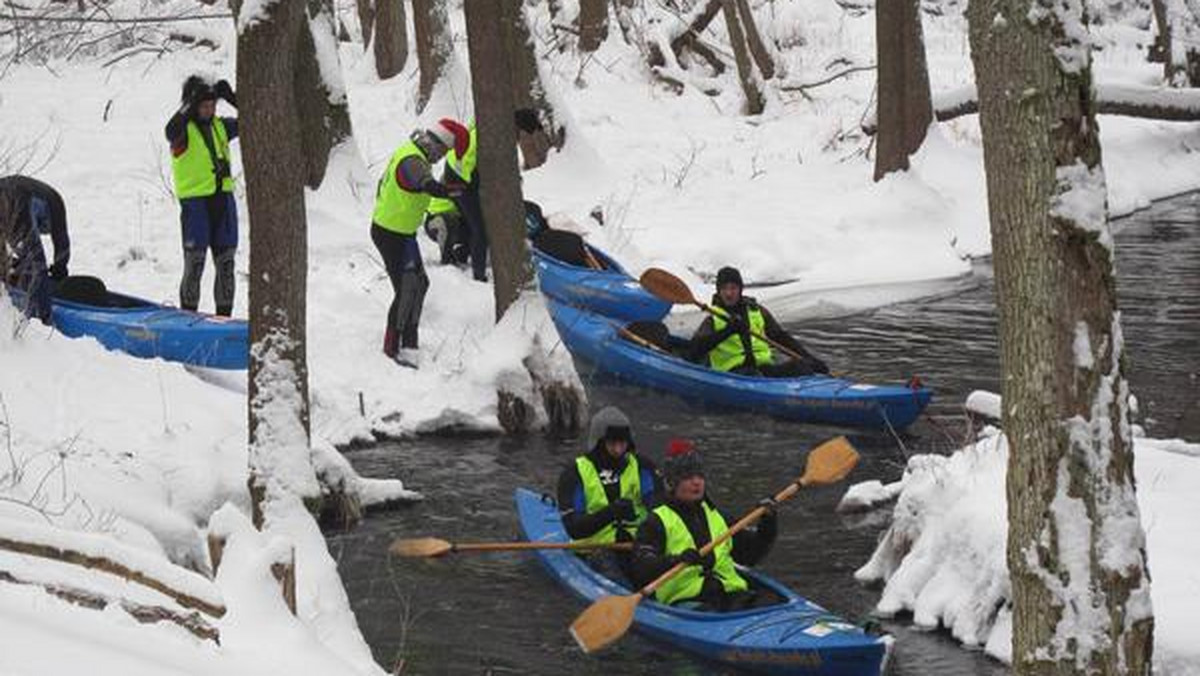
[
  {"x1": 166, "y1": 75, "x2": 239, "y2": 316},
  {"x1": 371, "y1": 118, "x2": 470, "y2": 369},
  {"x1": 1, "y1": 175, "x2": 70, "y2": 323}
]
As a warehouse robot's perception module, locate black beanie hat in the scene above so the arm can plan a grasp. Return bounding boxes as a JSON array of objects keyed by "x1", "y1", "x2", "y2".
[
  {"x1": 715, "y1": 266, "x2": 743, "y2": 289},
  {"x1": 182, "y1": 75, "x2": 216, "y2": 104}
]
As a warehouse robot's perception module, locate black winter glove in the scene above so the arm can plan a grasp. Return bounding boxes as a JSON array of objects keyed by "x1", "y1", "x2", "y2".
[
  {"x1": 674, "y1": 548, "x2": 703, "y2": 567},
  {"x1": 214, "y1": 79, "x2": 236, "y2": 105},
  {"x1": 722, "y1": 311, "x2": 746, "y2": 332},
  {"x1": 609, "y1": 498, "x2": 636, "y2": 523},
  {"x1": 48, "y1": 262, "x2": 68, "y2": 280},
  {"x1": 757, "y1": 497, "x2": 778, "y2": 516}
]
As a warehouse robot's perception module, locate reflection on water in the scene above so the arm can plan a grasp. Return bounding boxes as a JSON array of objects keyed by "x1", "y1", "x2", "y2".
[{"x1": 328, "y1": 195, "x2": 1200, "y2": 675}]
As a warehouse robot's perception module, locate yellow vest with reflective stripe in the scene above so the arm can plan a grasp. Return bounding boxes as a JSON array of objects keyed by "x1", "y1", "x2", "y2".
[
  {"x1": 425, "y1": 124, "x2": 477, "y2": 216},
  {"x1": 574, "y1": 454, "x2": 648, "y2": 545},
  {"x1": 652, "y1": 502, "x2": 748, "y2": 605},
  {"x1": 709, "y1": 305, "x2": 772, "y2": 372},
  {"x1": 172, "y1": 119, "x2": 234, "y2": 199},
  {"x1": 373, "y1": 141, "x2": 432, "y2": 235}
]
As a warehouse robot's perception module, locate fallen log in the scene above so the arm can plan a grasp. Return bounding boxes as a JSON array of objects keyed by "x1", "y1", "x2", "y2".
[
  {"x1": 0, "y1": 569, "x2": 220, "y2": 642},
  {"x1": 862, "y1": 83, "x2": 1200, "y2": 134}
]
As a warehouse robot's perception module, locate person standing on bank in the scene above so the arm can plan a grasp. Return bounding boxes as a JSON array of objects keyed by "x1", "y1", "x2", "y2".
[
  {"x1": 166, "y1": 75, "x2": 239, "y2": 316},
  {"x1": 371, "y1": 118, "x2": 470, "y2": 368}
]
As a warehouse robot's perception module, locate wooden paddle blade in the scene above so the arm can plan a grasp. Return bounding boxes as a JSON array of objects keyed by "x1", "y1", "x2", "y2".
[
  {"x1": 569, "y1": 594, "x2": 641, "y2": 654},
  {"x1": 388, "y1": 537, "x2": 453, "y2": 558},
  {"x1": 799, "y1": 436, "x2": 860, "y2": 486},
  {"x1": 639, "y1": 268, "x2": 698, "y2": 306}
]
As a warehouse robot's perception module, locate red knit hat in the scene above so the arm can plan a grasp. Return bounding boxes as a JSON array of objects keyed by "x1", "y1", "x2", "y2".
[
  {"x1": 663, "y1": 438, "x2": 703, "y2": 486},
  {"x1": 434, "y1": 118, "x2": 471, "y2": 160}
]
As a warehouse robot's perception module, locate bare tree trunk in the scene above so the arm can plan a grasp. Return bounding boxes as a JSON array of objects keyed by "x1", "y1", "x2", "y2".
[
  {"x1": 238, "y1": 0, "x2": 322, "y2": 526},
  {"x1": 1157, "y1": 0, "x2": 1200, "y2": 85},
  {"x1": 0, "y1": 191, "x2": 10, "y2": 286},
  {"x1": 578, "y1": 0, "x2": 609, "y2": 52},
  {"x1": 720, "y1": 0, "x2": 764, "y2": 114},
  {"x1": 968, "y1": 0, "x2": 1155, "y2": 673},
  {"x1": 873, "y1": 0, "x2": 932, "y2": 181},
  {"x1": 413, "y1": 0, "x2": 452, "y2": 113},
  {"x1": 465, "y1": 0, "x2": 533, "y2": 320},
  {"x1": 374, "y1": 0, "x2": 408, "y2": 79},
  {"x1": 296, "y1": 0, "x2": 353, "y2": 189},
  {"x1": 356, "y1": 0, "x2": 374, "y2": 47},
  {"x1": 1150, "y1": 0, "x2": 1171, "y2": 63},
  {"x1": 735, "y1": 0, "x2": 774, "y2": 79},
  {"x1": 508, "y1": 3, "x2": 564, "y2": 169}
]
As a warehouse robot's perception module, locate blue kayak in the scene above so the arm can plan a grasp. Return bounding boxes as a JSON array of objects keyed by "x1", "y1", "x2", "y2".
[
  {"x1": 546, "y1": 299, "x2": 932, "y2": 430},
  {"x1": 532, "y1": 232, "x2": 670, "y2": 322},
  {"x1": 516, "y1": 488, "x2": 890, "y2": 675},
  {"x1": 8, "y1": 279, "x2": 248, "y2": 370}
]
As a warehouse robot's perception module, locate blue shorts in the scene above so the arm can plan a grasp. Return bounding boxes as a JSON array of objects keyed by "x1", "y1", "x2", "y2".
[{"x1": 180, "y1": 193, "x2": 238, "y2": 251}]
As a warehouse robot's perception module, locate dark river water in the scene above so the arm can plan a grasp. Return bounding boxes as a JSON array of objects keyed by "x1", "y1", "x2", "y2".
[{"x1": 327, "y1": 193, "x2": 1200, "y2": 675}]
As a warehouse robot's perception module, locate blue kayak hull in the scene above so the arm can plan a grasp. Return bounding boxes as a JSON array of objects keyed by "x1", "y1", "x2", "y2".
[
  {"x1": 533, "y1": 245, "x2": 670, "y2": 323},
  {"x1": 547, "y1": 299, "x2": 931, "y2": 430},
  {"x1": 516, "y1": 488, "x2": 889, "y2": 675},
  {"x1": 9, "y1": 287, "x2": 248, "y2": 370}
]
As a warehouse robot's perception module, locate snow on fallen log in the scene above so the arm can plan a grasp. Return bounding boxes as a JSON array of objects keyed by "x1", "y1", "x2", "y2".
[
  {"x1": 836, "y1": 478, "x2": 905, "y2": 513},
  {"x1": 0, "y1": 568, "x2": 219, "y2": 642},
  {"x1": 862, "y1": 83, "x2": 1200, "y2": 134},
  {"x1": 964, "y1": 389, "x2": 1002, "y2": 421},
  {"x1": 0, "y1": 516, "x2": 225, "y2": 618}
]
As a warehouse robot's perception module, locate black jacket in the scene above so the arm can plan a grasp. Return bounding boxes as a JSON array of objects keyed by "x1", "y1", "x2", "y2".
[
  {"x1": 632, "y1": 495, "x2": 777, "y2": 601},
  {"x1": 556, "y1": 446, "x2": 662, "y2": 541},
  {"x1": 688, "y1": 295, "x2": 828, "y2": 374},
  {"x1": 1, "y1": 175, "x2": 69, "y2": 281}
]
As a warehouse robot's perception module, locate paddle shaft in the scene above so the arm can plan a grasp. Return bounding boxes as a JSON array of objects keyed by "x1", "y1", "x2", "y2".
[
  {"x1": 452, "y1": 541, "x2": 632, "y2": 554},
  {"x1": 582, "y1": 246, "x2": 604, "y2": 271},
  {"x1": 617, "y1": 326, "x2": 670, "y2": 355},
  {"x1": 637, "y1": 477, "x2": 807, "y2": 599}
]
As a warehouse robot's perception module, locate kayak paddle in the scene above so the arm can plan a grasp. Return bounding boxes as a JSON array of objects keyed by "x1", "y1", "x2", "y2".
[
  {"x1": 390, "y1": 537, "x2": 632, "y2": 558},
  {"x1": 568, "y1": 435, "x2": 860, "y2": 654}
]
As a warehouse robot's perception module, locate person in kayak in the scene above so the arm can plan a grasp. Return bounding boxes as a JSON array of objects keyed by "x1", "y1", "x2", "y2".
[
  {"x1": 688, "y1": 266, "x2": 829, "y2": 377},
  {"x1": 371, "y1": 118, "x2": 470, "y2": 368},
  {"x1": 632, "y1": 439, "x2": 777, "y2": 611},
  {"x1": 166, "y1": 75, "x2": 239, "y2": 316},
  {"x1": 1, "y1": 174, "x2": 70, "y2": 323},
  {"x1": 556, "y1": 406, "x2": 663, "y2": 580}
]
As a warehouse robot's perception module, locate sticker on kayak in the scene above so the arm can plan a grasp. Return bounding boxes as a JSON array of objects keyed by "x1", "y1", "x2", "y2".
[
  {"x1": 848, "y1": 384, "x2": 876, "y2": 391},
  {"x1": 802, "y1": 621, "x2": 857, "y2": 637}
]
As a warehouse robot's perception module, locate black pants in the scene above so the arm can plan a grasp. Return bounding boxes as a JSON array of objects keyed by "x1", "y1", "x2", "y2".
[
  {"x1": 371, "y1": 224, "x2": 427, "y2": 349},
  {"x1": 458, "y1": 188, "x2": 488, "y2": 282}
]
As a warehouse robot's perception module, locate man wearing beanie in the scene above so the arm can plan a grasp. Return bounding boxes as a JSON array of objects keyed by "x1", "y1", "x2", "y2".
[
  {"x1": 165, "y1": 74, "x2": 239, "y2": 316},
  {"x1": 688, "y1": 265, "x2": 830, "y2": 378},
  {"x1": 632, "y1": 438, "x2": 777, "y2": 611},
  {"x1": 556, "y1": 406, "x2": 663, "y2": 579},
  {"x1": 370, "y1": 117, "x2": 469, "y2": 368}
]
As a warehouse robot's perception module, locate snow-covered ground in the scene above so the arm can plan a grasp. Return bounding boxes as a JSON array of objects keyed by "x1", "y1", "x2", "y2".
[
  {"x1": 849, "y1": 415, "x2": 1200, "y2": 674},
  {"x1": 3, "y1": 0, "x2": 1200, "y2": 672}
]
